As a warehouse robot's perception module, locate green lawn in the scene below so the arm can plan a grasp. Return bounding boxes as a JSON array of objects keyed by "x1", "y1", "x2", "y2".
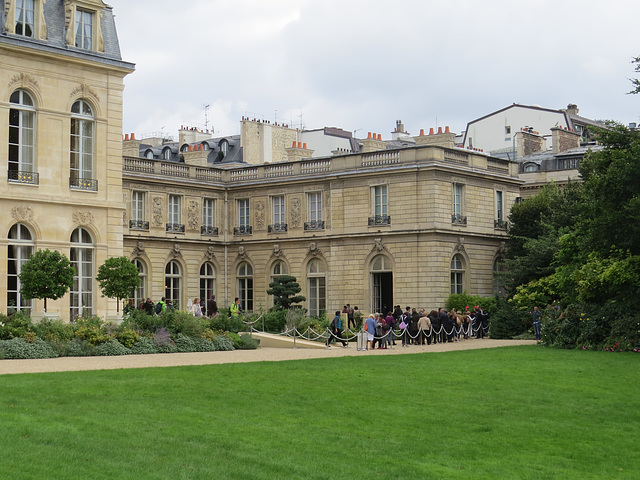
[{"x1": 1, "y1": 346, "x2": 638, "y2": 479}]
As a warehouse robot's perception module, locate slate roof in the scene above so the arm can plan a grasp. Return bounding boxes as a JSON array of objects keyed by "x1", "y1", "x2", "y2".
[{"x1": 140, "y1": 135, "x2": 244, "y2": 165}]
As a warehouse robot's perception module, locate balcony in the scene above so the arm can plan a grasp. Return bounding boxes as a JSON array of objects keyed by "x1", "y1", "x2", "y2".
[
  {"x1": 368, "y1": 215, "x2": 391, "y2": 226},
  {"x1": 304, "y1": 220, "x2": 325, "y2": 231},
  {"x1": 494, "y1": 219, "x2": 508, "y2": 230},
  {"x1": 8, "y1": 170, "x2": 39, "y2": 185},
  {"x1": 451, "y1": 214, "x2": 467, "y2": 225},
  {"x1": 69, "y1": 177, "x2": 98, "y2": 191},
  {"x1": 201, "y1": 225, "x2": 219, "y2": 236},
  {"x1": 166, "y1": 223, "x2": 185, "y2": 233},
  {"x1": 234, "y1": 225, "x2": 252, "y2": 236},
  {"x1": 268, "y1": 223, "x2": 288, "y2": 233},
  {"x1": 129, "y1": 220, "x2": 149, "y2": 231}
]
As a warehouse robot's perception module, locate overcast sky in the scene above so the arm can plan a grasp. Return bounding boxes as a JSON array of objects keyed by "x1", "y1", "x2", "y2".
[{"x1": 108, "y1": 0, "x2": 640, "y2": 141}]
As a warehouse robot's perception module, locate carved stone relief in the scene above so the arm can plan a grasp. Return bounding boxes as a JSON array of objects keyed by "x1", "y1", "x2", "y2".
[
  {"x1": 454, "y1": 237, "x2": 466, "y2": 255},
  {"x1": 255, "y1": 200, "x2": 265, "y2": 230},
  {"x1": 374, "y1": 238, "x2": 386, "y2": 252},
  {"x1": 273, "y1": 244, "x2": 283, "y2": 257},
  {"x1": 170, "y1": 243, "x2": 182, "y2": 258},
  {"x1": 70, "y1": 83, "x2": 100, "y2": 104},
  {"x1": 11, "y1": 205, "x2": 34, "y2": 223},
  {"x1": 152, "y1": 196, "x2": 164, "y2": 226},
  {"x1": 8, "y1": 72, "x2": 39, "y2": 92},
  {"x1": 132, "y1": 241, "x2": 145, "y2": 257},
  {"x1": 290, "y1": 196, "x2": 301, "y2": 228},
  {"x1": 187, "y1": 200, "x2": 199, "y2": 231},
  {"x1": 308, "y1": 242, "x2": 322, "y2": 257},
  {"x1": 73, "y1": 210, "x2": 94, "y2": 226},
  {"x1": 205, "y1": 246, "x2": 215, "y2": 260}
]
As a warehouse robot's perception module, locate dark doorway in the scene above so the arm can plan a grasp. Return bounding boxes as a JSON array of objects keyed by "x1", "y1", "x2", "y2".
[{"x1": 372, "y1": 272, "x2": 393, "y2": 315}]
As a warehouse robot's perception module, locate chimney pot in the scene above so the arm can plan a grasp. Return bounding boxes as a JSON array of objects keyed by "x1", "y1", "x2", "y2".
[
  {"x1": 131, "y1": 133, "x2": 136, "y2": 140},
  {"x1": 420, "y1": 129, "x2": 425, "y2": 136},
  {"x1": 445, "y1": 126, "x2": 450, "y2": 133},
  {"x1": 377, "y1": 134, "x2": 382, "y2": 140},
  {"x1": 437, "y1": 127, "x2": 443, "y2": 134},
  {"x1": 429, "y1": 128, "x2": 435, "y2": 135},
  {"x1": 368, "y1": 132, "x2": 372, "y2": 139},
  {"x1": 298, "y1": 142, "x2": 302, "y2": 148},
  {"x1": 124, "y1": 133, "x2": 129, "y2": 141},
  {"x1": 303, "y1": 143, "x2": 307, "y2": 149}
]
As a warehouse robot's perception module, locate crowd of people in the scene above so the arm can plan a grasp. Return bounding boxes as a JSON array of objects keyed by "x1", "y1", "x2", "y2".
[
  {"x1": 123, "y1": 295, "x2": 220, "y2": 318},
  {"x1": 327, "y1": 304, "x2": 490, "y2": 350}
]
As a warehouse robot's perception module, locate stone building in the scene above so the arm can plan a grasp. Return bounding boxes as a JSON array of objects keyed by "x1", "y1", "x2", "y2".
[
  {"x1": 122, "y1": 126, "x2": 522, "y2": 316},
  {"x1": 0, "y1": 0, "x2": 134, "y2": 320}
]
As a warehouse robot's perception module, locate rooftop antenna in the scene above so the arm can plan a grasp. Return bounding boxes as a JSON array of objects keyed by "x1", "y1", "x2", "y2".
[{"x1": 203, "y1": 104, "x2": 211, "y2": 132}]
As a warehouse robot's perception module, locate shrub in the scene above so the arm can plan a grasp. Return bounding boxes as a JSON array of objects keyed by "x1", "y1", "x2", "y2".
[
  {"x1": 212, "y1": 335, "x2": 234, "y2": 351},
  {"x1": 74, "y1": 326, "x2": 111, "y2": 346},
  {"x1": 130, "y1": 337, "x2": 160, "y2": 355},
  {"x1": 0, "y1": 311, "x2": 34, "y2": 340},
  {"x1": 446, "y1": 294, "x2": 496, "y2": 313},
  {"x1": 115, "y1": 329, "x2": 140, "y2": 348},
  {"x1": 488, "y1": 296, "x2": 529, "y2": 339},
  {"x1": 224, "y1": 332, "x2": 242, "y2": 349},
  {"x1": 34, "y1": 318, "x2": 74, "y2": 343},
  {"x1": 95, "y1": 339, "x2": 131, "y2": 356},
  {"x1": 208, "y1": 311, "x2": 245, "y2": 333},
  {"x1": 0, "y1": 338, "x2": 57, "y2": 359},
  {"x1": 64, "y1": 338, "x2": 95, "y2": 357},
  {"x1": 153, "y1": 328, "x2": 176, "y2": 353},
  {"x1": 174, "y1": 333, "x2": 197, "y2": 352},
  {"x1": 239, "y1": 333, "x2": 260, "y2": 350},
  {"x1": 168, "y1": 311, "x2": 205, "y2": 337},
  {"x1": 121, "y1": 309, "x2": 169, "y2": 334},
  {"x1": 262, "y1": 309, "x2": 287, "y2": 333},
  {"x1": 192, "y1": 337, "x2": 217, "y2": 352}
]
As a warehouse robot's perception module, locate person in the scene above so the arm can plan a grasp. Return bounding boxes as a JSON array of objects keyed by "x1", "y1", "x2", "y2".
[
  {"x1": 385, "y1": 311, "x2": 396, "y2": 346},
  {"x1": 430, "y1": 308, "x2": 441, "y2": 344},
  {"x1": 364, "y1": 314, "x2": 377, "y2": 351},
  {"x1": 155, "y1": 297, "x2": 167, "y2": 315},
  {"x1": 532, "y1": 306, "x2": 542, "y2": 342},
  {"x1": 347, "y1": 304, "x2": 355, "y2": 329},
  {"x1": 439, "y1": 307, "x2": 450, "y2": 343},
  {"x1": 230, "y1": 297, "x2": 241, "y2": 317},
  {"x1": 207, "y1": 295, "x2": 218, "y2": 317},
  {"x1": 377, "y1": 315, "x2": 388, "y2": 349},
  {"x1": 409, "y1": 308, "x2": 420, "y2": 345},
  {"x1": 143, "y1": 298, "x2": 155, "y2": 316},
  {"x1": 417, "y1": 310, "x2": 431, "y2": 345},
  {"x1": 191, "y1": 297, "x2": 203, "y2": 317},
  {"x1": 123, "y1": 298, "x2": 135, "y2": 316},
  {"x1": 400, "y1": 308, "x2": 411, "y2": 347},
  {"x1": 327, "y1": 310, "x2": 348, "y2": 348}
]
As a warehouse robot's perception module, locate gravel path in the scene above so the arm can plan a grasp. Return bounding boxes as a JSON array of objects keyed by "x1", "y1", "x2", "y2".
[{"x1": 0, "y1": 339, "x2": 536, "y2": 375}]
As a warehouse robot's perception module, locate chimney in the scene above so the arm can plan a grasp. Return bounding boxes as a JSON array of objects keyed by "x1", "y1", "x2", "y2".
[
  {"x1": 122, "y1": 133, "x2": 141, "y2": 157},
  {"x1": 286, "y1": 142, "x2": 314, "y2": 162},
  {"x1": 414, "y1": 126, "x2": 456, "y2": 148},
  {"x1": 361, "y1": 132, "x2": 387, "y2": 153},
  {"x1": 551, "y1": 127, "x2": 581, "y2": 154},
  {"x1": 516, "y1": 129, "x2": 544, "y2": 157},
  {"x1": 566, "y1": 103, "x2": 579, "y2": 116}
]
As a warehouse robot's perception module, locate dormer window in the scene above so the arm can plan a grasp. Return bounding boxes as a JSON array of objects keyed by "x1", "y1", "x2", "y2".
[
  {"x1": 75, "y1": 9, "x2": 93, "y2": 50},
  {"x1": 180, "y1": 144, "x2": 189, "y2": 153},
  {"x1": 145, "y1": 150, "x2": 154, "y2": 159},
  {"x1": 16, "y1": 0, "x2": 35, "y2": 37},
  {"x1": 220, "y1": 140, "x2": 229, "y2": 158},
  {"x1": 163, "y1": 148, "x2": 172, "y2": 160}
]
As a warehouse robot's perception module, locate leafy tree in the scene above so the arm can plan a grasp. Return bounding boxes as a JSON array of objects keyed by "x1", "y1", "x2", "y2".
[
  {"x1": 629, "y1": 56, "x2": 640, "y2": 95},
  {"x1": 19, "y1": 249, "x2": 75, "y2": 313},
  {"x1": 96, "y1": 257, "x2": 141, "y2": 313},
  {"x1": 266, "y1": 275, "x2": 306, "y2": 310}
]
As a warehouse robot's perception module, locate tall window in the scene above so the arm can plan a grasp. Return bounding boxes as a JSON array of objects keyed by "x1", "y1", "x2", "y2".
[
  {"x1": 306, "y1": 192, "x2": 323, "y2": 230},
  {"x1": 452, "y1": 183, "x2": 465, "y2": 224},
  {"x1": 493, "y1": 258, "x2": 506, "y2": 296},
  {"x1": 307, "y1": 259, "x2": 326, "y2": 318},
  {"x1": 130, "y1": 191, "x2": 147, "y2": 229},
  {"x1": 167, "y1": 195, "x2": 183, "y2": 232},
  {"x1": 70, "y1": 227, "x2": 94, "y2": 320},
  {"x1": 75, "y1": 9, "x2": 93, "y2": 50},
  {"x1": 132, "y1": 259, "x2": 146, "y2": 307},
  {"x1": 15, "y1": 0, "x2": 35, "y2": 37},
  {"x1": 165, "y1": 260, "x2": 182, "y2": 309},
  {"x1": 270, "y1": 261, "x2": 286, "y2": 306},
  {"x1": 370, "y1": 185, "x2": 389, "y2": 225},
  {"x1": 450, "y1": 254, "x2": 465, "y2": 294},
  {"x1": 200, "y1": 263, "x2": 216, "y2": 305},
  {"x1": 237, "y1": 262, "x2": 253, "y2": 312},
  {"x1": 496, "y1": 191, "x2": 504, "y2": 223},
  {"x1": 7, "y1": 223, "x2": 34, "y2": 313},
  {"x1": 9, "y1": 89, "x2": 36, "y2": 182},
  {"x1": 235, "y1": 199, "x2": 251, "y2": 235},
  {"x1": 202, "y1": 198, "x2": 216, "y2": 235},
  {"x1": 70, "y1": 99, "x2": 94, "y2": 188},
  {"x1": 270, "y1": 195, "x2": 286, "y2": 232}
]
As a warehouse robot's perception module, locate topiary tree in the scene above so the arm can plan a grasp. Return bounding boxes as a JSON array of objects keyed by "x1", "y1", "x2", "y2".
[
  {"x1": 19, "y1": 249, "x2": 75, "y2": 313},
  {"x1": 96, "y1": 256, "x2": 141, "y2": 314},
  {"x1": 266, "y1": 275, "x2": 306, "y2": 310}
]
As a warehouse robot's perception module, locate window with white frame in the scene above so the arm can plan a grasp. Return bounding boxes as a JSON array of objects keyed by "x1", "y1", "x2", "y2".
[
  {"x1": 131, "y1": 191, "x2": 145, "y2": 224},
  {"x1": 15, "y1": 0, "x2": 35, "y2": 37},
  {"x1": 7, "y1": 223, "x2": 34, "y2": 313},
  {"x1": 202, "y1": 198, "x2": 216, "y2": 234},
  {"x1": 70, "y1": 99, "x2": 94, "y2": 187},
  {"x1": 452, "y1": 183, "x2": 466, "y2": 224},
  {"x1": 165, "y1": 260, "x2": 182, "y2": 309},
  {"x1": 200, "y1": 262, "x2": 216, "y2": 305},
  {"x1": 168, "y1": 195, "x2": 181, "y2": 225},
  {"x1": 235, "y1": 198, "x2": 251, "y2": 235},
  {"x1": 132, "y1": 259, "x2": 146, "y2": 307},
  {"x1": 237, "y1": 262, "x2": 253, "y2": 311},
  {"x1": 307, "y1": 259, "x2": 326, "y2": 317},
  {"x1": 369, "y1": 185, "x2": 389, "y2": 225},
  {"x1": 270, "y1": 260, "x2": 287, "y2": 306},
  {"x1": 450, "y1": 254, "x2": 465, "y2": 294},
  {"x1": 496, "y1": 190, "x2": 504, "y2": 224},
  {"x1": 307, "y1": 192, "x2": 323, "y2": 229},
  {"x1": 70, "y1": 227, "x2": 94, "y2": 320},
  {"x1": 8, "y1": 89, "x2": 36, "y2": 182},
  {"x1": 75, "y1": 8, "x2": 93, "y2": 50},
  {"x1": 270, "y1": 195, "x2": 286, "y2": 232}
]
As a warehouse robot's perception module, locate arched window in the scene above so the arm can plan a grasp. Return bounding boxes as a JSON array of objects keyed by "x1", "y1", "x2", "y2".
[
  {"x1": 70, "y1": 99, "x2": 95, "y2": 189},
  {"x1": 220, "y1": 139, "x2": 229, "y2": 158},
  {"x1": 145, "y1": 150, "x2": 154, "y2": 159},
  {"x1": 450, "y1": 254, "x2": 465, "y2": 295},
  {"x1": 237, "y1": 262, "x2": 253, "y2": 312},
  {"x1": 70, "y1": 227, "x2": 94, "y2": 320},
  {"x1": 165, "y1": 260, "x2": 182, "y2": 309},
  {"x1": 9, "y1": 89, "x2": 36, "y2": 183},
  {"x1": 493, "y1": 258, "x2": 506, "y2": 296},
  {"x1": 269, "y1": 260, "x2": 287, "y2": 306},
  {"x1": 200, "y1": 262, "x2": 216, "y2": 306},
  {"x1": 7, "y1": 223, "x2": 34, "y2": 313},
  {"x1": 162, "y1": 148, "x2": 171, "y2": 160},
  {"x1": 307, "y1": 259, "x2": 326, "y2": 318},
  {"x1": 132, "y1": 259, "x2": 146, "y2": 307}
]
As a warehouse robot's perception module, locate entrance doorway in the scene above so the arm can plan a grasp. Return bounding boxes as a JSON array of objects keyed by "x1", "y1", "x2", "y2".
[{"x1": 370, "y1": 255, "x2": 393, "y2": 314}]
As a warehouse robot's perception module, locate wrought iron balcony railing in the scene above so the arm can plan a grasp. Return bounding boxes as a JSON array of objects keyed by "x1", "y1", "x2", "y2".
[
  {"x1": 451, "y1": 213, "x2": 467, "y2": 225},
  {"x1": 129, "y1": 220, "x2": 150, "y2": 230},
  {"x1": 234, "y1": 225, "x2": 253, "y2": 236},
  {"x1": 494, "y1": 219, "x2": 508, "y2": 230},
  {"x1": 166, "y1": 223, "x2": 185, "y2": 233},
  {"x1": 268, "y1": 223, "x2": 288, "y2": 233},
  {"x1": 304, "y1": 220, "x2": 325, "y2": 231},
  {"x1": 8, "y1": 169, "x2": 39, "y2": 185},
  {"x1": 201, "y1": 225, "x2": 219, "y2": 236},
  {"x1": 69, "y1": 177, "x2": 98, "y2": 191},
  {"x1": 368, "y1": 215, "x2": 391, "y2": 226}
]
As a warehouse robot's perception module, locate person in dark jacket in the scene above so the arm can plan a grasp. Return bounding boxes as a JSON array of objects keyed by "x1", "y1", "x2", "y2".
[
  {"x1": 409, "y1": 308, "x2": 420, "y2": 345},
  {"x1": 207, "y1": 295, "x2": 218, "y2": 317},
  {"x1": 439, "y1": 308, "x2": 451, "y2": 343}
]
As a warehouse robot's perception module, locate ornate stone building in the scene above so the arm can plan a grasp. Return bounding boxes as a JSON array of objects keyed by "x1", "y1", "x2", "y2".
[
  {"x1": 0, "y1": 0, "x2": 134, "y2": 319},
  {"x1": 122, "y1": 127, "x2": 522, "y2": 316}
]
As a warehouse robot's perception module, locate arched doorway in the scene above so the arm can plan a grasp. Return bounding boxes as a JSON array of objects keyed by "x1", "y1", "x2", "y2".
[{"x1": 370, "y1": 255, "x2": 393, "y2": 315}]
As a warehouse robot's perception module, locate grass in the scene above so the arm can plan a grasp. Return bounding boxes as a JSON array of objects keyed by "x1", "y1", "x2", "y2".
[{"x1": 0, "y1": 346, "x2": 638, "y2": 479}]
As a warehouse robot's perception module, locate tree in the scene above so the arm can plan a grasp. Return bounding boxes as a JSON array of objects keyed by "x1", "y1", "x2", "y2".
[
  {"x1": 629, "y1": 56, "x2": 640, "y2": 95},
  {"x1": 96, "y1": 256, "x2": 141, "y2": 313},
  {"x1": 266, "y1": 275, "x2": 306, "y2": 310},
  {"x1": 19, "y1": 249, "x2": 75, "y2": 313}
]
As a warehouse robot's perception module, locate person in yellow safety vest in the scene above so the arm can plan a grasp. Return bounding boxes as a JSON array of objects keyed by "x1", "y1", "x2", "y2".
[{"x1": 230, "y1": 297, "x2": 241, "y2": 317}]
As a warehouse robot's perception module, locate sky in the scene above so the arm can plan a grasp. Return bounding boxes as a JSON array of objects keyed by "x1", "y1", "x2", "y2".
[{"x1": 108, "y1": 0, "x2": 640, "y2": 141}]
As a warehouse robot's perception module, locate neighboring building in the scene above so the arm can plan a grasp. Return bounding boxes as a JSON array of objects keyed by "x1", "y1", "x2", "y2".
[
  {"x1": 462, "y1": 103, "x2": 605, "y2": 159},
  {"x1": 122, "y1": 127, "x2": 521, "y2": 316},
  {"x1": 0, "y1": 0, "x2": 134, "y2": 320}
]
